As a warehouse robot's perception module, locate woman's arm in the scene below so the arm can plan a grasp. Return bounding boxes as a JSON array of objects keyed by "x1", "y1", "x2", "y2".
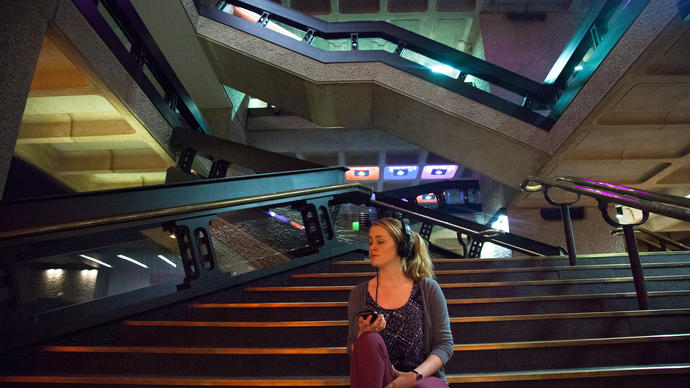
[
  {"x1": 426, "y1": 279, "x2": 454, "y2": 364},
  {"x1": 346, "y1": 286, "x2": 361, "y2": 356},
  {"x1": 384, "y1": 354, "x2": 444, "y2": 388},
  {"x1": 413, "y1": 353, "x2": 444, "y2": 378}
]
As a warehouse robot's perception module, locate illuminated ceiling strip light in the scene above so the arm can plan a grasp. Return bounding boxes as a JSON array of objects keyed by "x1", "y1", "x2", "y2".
[
  {"x1": 79, "y1": 254, "x2": 113, "y2": 268},
  {"x1": 117, "y1": 254, "x2": 149, "y2": 269},
  {"x1": 427, "y1": 64, "x2": 461, "y2": 79},
  {"x1": 157, "y1": 255, "x2": 177, "y2": 268}
]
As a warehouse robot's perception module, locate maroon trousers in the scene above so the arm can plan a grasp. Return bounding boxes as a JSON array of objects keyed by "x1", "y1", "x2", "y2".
[{"x1": 350, "y1": 331, "x2": 449, "y2": 388}]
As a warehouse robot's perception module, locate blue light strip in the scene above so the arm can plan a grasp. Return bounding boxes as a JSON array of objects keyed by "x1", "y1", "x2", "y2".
[{"x1": 267, "y1": 210, "x2": 304, "y2": 230}]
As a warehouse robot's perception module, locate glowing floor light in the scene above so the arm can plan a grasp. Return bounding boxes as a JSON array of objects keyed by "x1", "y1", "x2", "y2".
[
  {"x1": 79, "y1": 254, "x2": 113, "y2": 268},
  {"x1": 117, "y1": 254, "x2": 149, "y2": 269},
  {"x1": 157, "y1": 255, "x2": 177, "y2": 268}
]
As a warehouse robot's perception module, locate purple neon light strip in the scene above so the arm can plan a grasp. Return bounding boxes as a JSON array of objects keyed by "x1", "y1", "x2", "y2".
[
  {"x1": 267, "y1": 211, "x2": 289, "y2": 223},
  {"x1": 584, "y1": 179, "x2": 656, "y2": 196},
  {"x1": 267, "y1": 211, "x2": 305, "y2": 230},
  {"x1": 576, "y1": 186, "x2": 640, "y2": 203}
]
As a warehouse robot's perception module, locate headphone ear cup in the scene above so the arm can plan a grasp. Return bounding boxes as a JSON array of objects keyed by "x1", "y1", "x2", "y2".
[
  {"x1": 397, "y1": 220, "x2": 414, "y2": 260},
  {"x1": 398, "y1": 240, "x2": 414, "y2": 260}
]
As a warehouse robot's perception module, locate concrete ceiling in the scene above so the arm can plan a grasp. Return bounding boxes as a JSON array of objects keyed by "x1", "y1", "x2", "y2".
[
  {"x1": 186, "y1": 0, "x2": 689, "y2": 232},
  {"x1": 15, "y1": 31, "x2": 174, "y2": 192},
  {"x1": 14, "y1": 1, "x2": 687, "y2": 239},
  {"x1": 521, "y1": 13, "x2": 690, "y2": 232}
]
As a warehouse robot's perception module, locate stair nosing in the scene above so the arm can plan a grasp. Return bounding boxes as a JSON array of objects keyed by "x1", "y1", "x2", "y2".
[
  {"x1": 3, "y1": 365, "x2": 689, "y2": 386},
  {"x1": 188, "y1": 290, "x2": 690, "y2": 309},
  {"x1": 309, "y1": 262, "x2": 690, "y2": 277},
  {"x1": 41, "y1": 333, "x2": 690, "y2": 354},
  {"x1": 125, "y1": 308, "x2": 690, "y2": 327},
  {"x1": 245, "y1": 275, "x2": 690, "y2": 291}
]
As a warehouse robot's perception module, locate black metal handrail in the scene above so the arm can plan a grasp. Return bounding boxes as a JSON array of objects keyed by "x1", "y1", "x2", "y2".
[
  {"x1": 521, "y1": 174, "x2": 690, "y2": 310},
  {"x1": 196, "y1": 0, "x2": 647, "y2": 130},
  {"x1": 612, "y1": 227, "x2": 690, "y2": 251},
  {"x1": 0, "y1": 167, "x2": 350, "y2": 246},
  {"x1": 555, "y1": 176, "x2": 690, "y2": 211},
  {"x1": 0, "y1": 182, "x2": 364, "y2": 242},
  {"x1": 370, "y1": 199, "x2": 550, "y2": 257},
  {"x1": 521, "y1": 176, "x2": 690, "y2": 222},
  {"x1": 0, "y1": 168, "x2": 370, "y2": 351},
  {"x1": 73, "y1": 0, "x2": 210, "y2": 134}
]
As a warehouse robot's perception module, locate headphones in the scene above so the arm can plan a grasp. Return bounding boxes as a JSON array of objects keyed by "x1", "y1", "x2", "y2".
[{"x1": 397, "y1": 218, "x2": 414, "y2": 260}]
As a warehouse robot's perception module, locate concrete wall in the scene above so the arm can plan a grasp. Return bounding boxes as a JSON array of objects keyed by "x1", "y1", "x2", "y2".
[
  {"x1": 0, "y1": 0, "x2": 179, "y2": 194},
  {"x1": 508, "y1": 207, "x2": 626, "y2": 255},
  {"x1": 0, "y1": 1, "x2": 54, "y2": 194}
]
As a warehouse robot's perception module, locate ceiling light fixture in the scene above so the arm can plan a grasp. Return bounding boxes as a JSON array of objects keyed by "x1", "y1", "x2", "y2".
[
  {"x1": 157, "y1": 255, "x2": 177, "y2": 268},
  {"x1": 79, "y1": 254, "x2": 113, "y2": 268},
  {"x1": 117, "y1": 254, "x2": 149, "y2": 269}
]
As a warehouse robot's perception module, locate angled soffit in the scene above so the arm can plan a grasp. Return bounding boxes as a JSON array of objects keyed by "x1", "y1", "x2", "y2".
[{"x1": 15, "y1": 30, "x2": 174, "y2": 192}]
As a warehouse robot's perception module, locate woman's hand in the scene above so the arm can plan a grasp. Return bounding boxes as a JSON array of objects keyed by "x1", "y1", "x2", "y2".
[
  {"x1": 383, "y1": 371, "x2": 418, "y2": 388},
  {"x1": 357, "y1": 313, "x2": 386, "y2": 337}
]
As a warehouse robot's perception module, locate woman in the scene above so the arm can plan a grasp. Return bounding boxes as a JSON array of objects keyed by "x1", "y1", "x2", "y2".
[{"x1": 347, "y1": 217, "x2": 453, "y2": 388}]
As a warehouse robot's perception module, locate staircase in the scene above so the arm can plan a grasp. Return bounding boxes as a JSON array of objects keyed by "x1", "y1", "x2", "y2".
[{"x1": 2, "y1": 250, "x2": 690, "y2": 387}]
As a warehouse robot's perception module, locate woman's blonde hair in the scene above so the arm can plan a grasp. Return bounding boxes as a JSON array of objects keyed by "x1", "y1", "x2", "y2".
[{"x1": 371, "y1": 217, "x2": 434, "y2": 280}]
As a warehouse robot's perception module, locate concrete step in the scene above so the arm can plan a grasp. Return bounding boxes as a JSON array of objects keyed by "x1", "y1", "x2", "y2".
[
  {"x1": 294, "y1": 262, "x2": 690, "y2": 285},
  {"x1": 32, "y1": 334, "x2": 690, "y2": 376},
  {"x1": 187, "y1": 290, "x2": 690, "y2": 321},
  {"x1": 242, "y1": 275, "x2": 690, "y2": 301},
  {"x1": 329, "y1": 253, "x2": 690, "y2": 272},
  {"x1": 3, "y1": 364, "x2": 690, "y2": 387},
  {"x1": 120, "y1": 309, "x2": 690, "y2": 347}
]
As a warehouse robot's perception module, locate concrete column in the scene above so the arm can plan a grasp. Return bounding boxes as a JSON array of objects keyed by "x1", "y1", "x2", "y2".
[
  {"x1": 479, "y1": 175, "x2": 519, "y2": 224},
  {"x1": 0, "y1": 2, "x2": 54, "y2": 195}
]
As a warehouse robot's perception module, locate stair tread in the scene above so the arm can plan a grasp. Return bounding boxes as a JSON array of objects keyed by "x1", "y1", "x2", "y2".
[
  {"x1": 303, "y1": 262, "x2": 690, "y2": 277},
  {"x1": 127, "y1": 307, "x2": 690, "y2": 327},
  {"x1": 42, "y1": 333, "x2": 690, "y2": 353},
  {"x1": 3, "y1": 364, "x2": 689, "y2": 385},
  {"x1": 332, "y1": 252, "x2": 690, "y2": 265},
  {"x1": 247, "y1": 274, "x2": 690, "y2": 291},
  {"x1": 189, "y1": 290, "x2": 690, "y2": 308}
]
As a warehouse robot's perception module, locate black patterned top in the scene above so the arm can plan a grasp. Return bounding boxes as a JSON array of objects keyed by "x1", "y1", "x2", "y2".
[{"x1": 365, "y1": 282, "x2": 425, "y2": 372}]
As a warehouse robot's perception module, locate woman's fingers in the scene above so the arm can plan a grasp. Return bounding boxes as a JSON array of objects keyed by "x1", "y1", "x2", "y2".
[{"x1": 373, "y1": 314, "x2": 386, "y2": 331}]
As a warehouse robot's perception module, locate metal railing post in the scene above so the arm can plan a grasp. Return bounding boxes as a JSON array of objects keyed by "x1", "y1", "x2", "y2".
[
  {"x1": 559, "y1": 204, "x2": 577, "y2": 266},
  {"x1": 622, "y1": 224, "x2": 649, "y2": 310}
]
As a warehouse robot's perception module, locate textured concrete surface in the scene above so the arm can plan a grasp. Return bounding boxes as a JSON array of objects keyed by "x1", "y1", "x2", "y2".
[
  {"x1": 184, "y1": 0, "x2": 681, "y2": 191},
  {"x1": 0, "y1": 2, "x2": 50, "y2": 195},
  {"x1": 52, "y1": 0, "x2": 174, "y2": 156},
  {"x1": 546, "y1": 0, "x2": 680, "y2": 154},
  {"x1": 131, "y1": 0, "x2": 230, "y2": 110},
  {"x1": 508, "y1": 207, "x2": 625, "y2": 254}
]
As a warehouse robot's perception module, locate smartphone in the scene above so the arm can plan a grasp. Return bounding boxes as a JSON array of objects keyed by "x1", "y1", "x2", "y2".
[{"x1": 360, "y1": 310, "x2": 378, "y2": 324}]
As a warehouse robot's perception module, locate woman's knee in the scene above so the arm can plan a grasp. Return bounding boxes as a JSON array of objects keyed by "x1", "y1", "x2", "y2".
[{"x1": 354, "y1": 331, "x2": 384, "y2": 353}]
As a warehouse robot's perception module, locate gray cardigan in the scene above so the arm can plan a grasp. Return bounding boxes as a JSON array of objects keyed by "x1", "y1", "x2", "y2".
[{"x1": 347, "y1": 277, "x2": 454, "y2": 380}]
